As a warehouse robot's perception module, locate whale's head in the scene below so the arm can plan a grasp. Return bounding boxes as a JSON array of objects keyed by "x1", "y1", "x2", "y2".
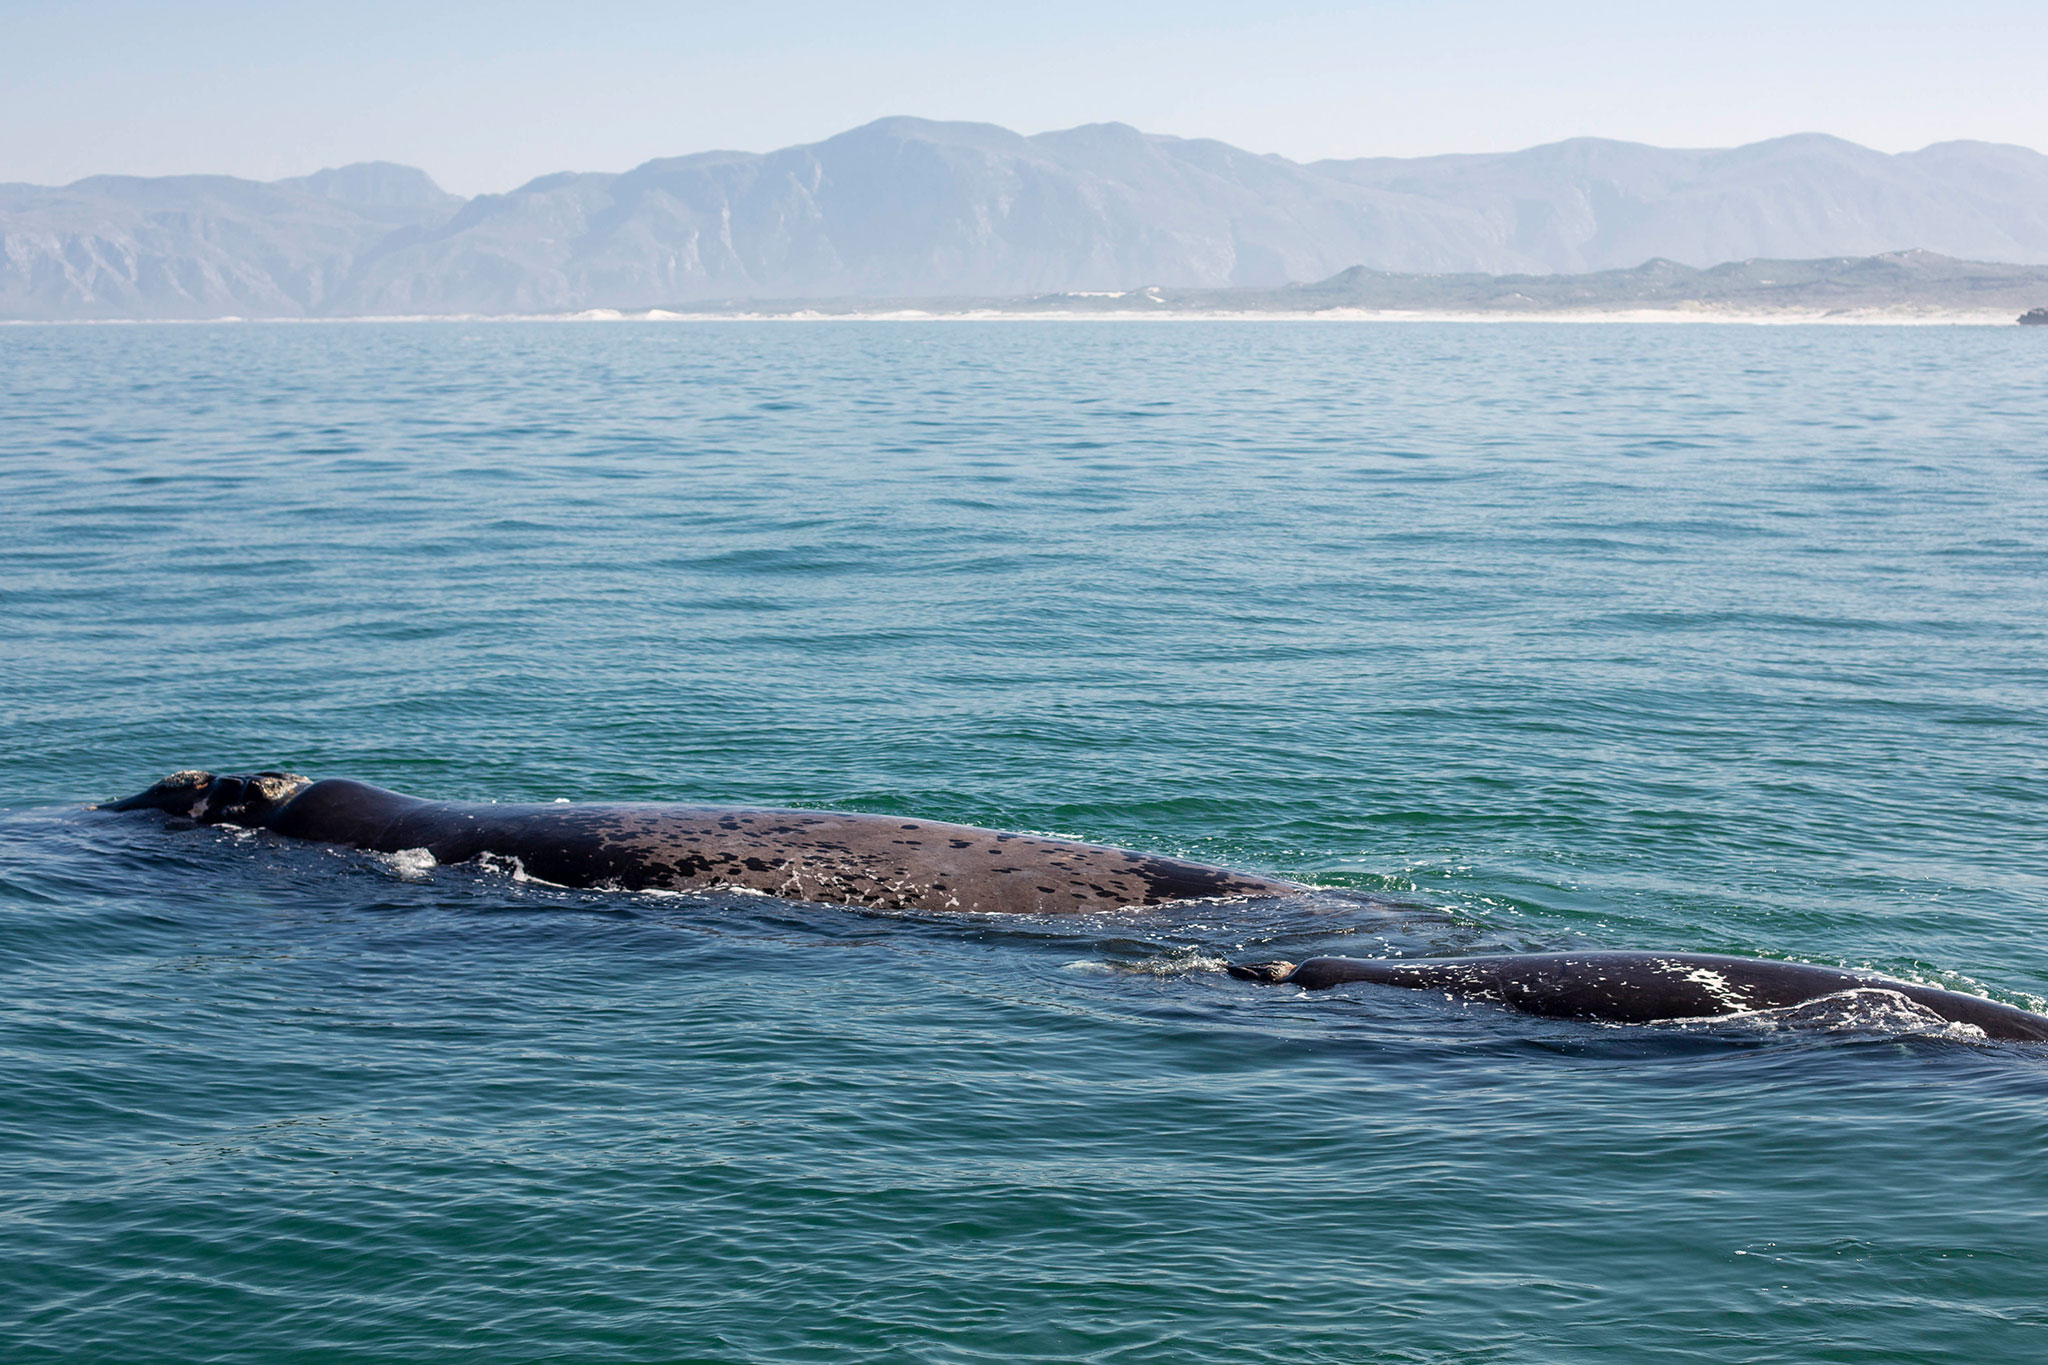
[
  {"x1": 102, "y1": 769, "x2": 314, "y2": 828},
  {"x1": 1225, "y1": 959, "x2": 1299, "y2": 984}
]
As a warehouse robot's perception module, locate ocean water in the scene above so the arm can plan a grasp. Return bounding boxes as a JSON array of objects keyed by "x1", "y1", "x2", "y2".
[{"x1": 3, "y1": 320, "x2": 2047, "y2": 1363}]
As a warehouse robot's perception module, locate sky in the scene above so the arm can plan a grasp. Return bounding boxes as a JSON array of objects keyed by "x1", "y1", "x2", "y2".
[{"x1": 5, "y1": 0, "x2": 2044, "y2": 195}]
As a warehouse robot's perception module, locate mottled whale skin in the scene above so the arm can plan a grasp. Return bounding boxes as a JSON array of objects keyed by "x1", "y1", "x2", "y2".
[
  {"x1": 1228, "y1": 952, "x2": 2048, "y2": 1042},
  {"x1": 103, "y1": 770, "x2": 1292, "y2": 915}
]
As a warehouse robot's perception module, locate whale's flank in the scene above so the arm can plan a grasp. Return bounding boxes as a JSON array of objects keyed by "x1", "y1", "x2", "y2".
[
  {"x1": 102, "y1": 770, "x2": 1294, "y2": 916},
  {"x1": 1229, "y1": 953, "x2": 2048, "y2": 1042}
]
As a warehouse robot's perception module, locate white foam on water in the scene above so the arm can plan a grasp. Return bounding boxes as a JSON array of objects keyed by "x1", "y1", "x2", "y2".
[
  {"x1": 469, "y1": 853, "x2": 578, "y2": 890},
  {"x1": 476, "y1": 851, "x2": 531, "y2": 882},
  {"x1": 385, "y1": 847, "x2": 436, "y2": 879},
  {"x1": 376, "y1": 847, "x2": 437, "y2": 881},
  {"x1": 1064, "y1": 949, "x2": 1231, "y2": 978},
  {"x1": 626, "y1": 881, "x2": 777, "y2": 904},
  {"x1": 1668, "y1": 988, "x2": 1989, "y2": 1042}
]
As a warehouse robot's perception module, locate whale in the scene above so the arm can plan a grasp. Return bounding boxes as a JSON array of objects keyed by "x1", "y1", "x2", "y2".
[
  {"x1": 102, "y1": 770, "x2": 1294, "y2": 915},
  {"x1": 1227, "y1": 953, "x2": 2048, "y2": 1042},
  {"x1": 104, "y1": 769, "x2": 2048, "y2": 1042}
]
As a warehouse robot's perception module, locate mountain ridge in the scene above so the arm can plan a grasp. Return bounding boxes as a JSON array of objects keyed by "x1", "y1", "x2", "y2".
[{"x1": 6, "y1": 119, "x2": 2048, "y2": 319}]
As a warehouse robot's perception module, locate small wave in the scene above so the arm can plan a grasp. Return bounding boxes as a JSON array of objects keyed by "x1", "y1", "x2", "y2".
[
  {"x1": 1063, "y1": 948, "x2": 1232, "y2": 978},
  {"x1": 475, "y1": 851, "x2": 533, "y2": 883},
  {"x1": 375, "y1": 847, "x2": 437, "y2": 881},
  {"x1": 1666, "y1": 988, "x2": 1990, "y2": 1042},
  {"x1": 629, "y1": 882, "x2": 779, "y2": 902}
]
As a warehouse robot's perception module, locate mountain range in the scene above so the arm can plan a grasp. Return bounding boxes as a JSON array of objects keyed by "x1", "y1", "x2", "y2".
[{"x1": 6, "y1": 118, "x2": 2048, "y2": 319}]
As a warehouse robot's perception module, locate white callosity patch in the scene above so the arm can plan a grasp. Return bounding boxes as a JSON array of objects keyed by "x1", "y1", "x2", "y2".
[{"x1": 1672, "y1": 963, "x2": 1754, "y2": 1014}]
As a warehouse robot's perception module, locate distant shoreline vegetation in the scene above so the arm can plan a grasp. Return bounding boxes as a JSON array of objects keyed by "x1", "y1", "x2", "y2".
[
  {"x1": 611, "y1": 251, "x2": 2048, "y2": 323},
  {"x1": 6, "y1": 252, "x2": 2045, "y2": 325},
  {"x1": 6, "y1": 118, "x2": 2048, "y2": 322}
]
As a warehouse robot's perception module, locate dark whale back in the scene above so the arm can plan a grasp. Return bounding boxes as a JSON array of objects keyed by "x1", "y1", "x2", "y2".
[
  {"x1": 266, "y1": 779, "x2": 429, "y2": 848},
  {"x1": 1231, "y1": 952, "x2": 2048, "y2": 1042},
  {"x1": 106, "y1": 771, "x2": 1295, "y2": 915}
]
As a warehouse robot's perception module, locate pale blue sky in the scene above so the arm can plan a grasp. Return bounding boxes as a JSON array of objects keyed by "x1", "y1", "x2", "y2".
[{"x1": 6, "y1": 0, "x2": 2043, "y2": 194}]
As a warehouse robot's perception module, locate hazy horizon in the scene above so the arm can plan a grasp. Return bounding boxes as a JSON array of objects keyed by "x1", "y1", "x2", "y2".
[{"x1": 7, "y1": 0, "x2": 2044, "y2": 197}]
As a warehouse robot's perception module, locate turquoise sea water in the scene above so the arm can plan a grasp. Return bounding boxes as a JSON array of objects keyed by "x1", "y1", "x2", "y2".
[{"x1": 4, "y1": 321, "x2": 2047, "y2": 1362}]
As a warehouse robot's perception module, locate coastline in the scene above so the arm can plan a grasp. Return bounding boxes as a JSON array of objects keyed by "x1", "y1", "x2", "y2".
[{"x1": 2, "y1": 306, "x2": 2030, "y2": 326}]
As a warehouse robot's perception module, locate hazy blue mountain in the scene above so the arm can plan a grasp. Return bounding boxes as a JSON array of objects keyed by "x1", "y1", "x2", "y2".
[
  {"x1": 0, "y1": 173, "x2": 416, "y2": 318},
  {"x1": 276, "y1": 162, "x2": 464, "y2": 223},
  {"x1": 5, "y1": 120, "x2": 2048, "y2": 318},
  {"x1": 1315, "y1": 134, "x2": 2048, "y2": 271},
  {"x1": 334, "y1": 119, "x2": 1501, "y2": 315}
]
